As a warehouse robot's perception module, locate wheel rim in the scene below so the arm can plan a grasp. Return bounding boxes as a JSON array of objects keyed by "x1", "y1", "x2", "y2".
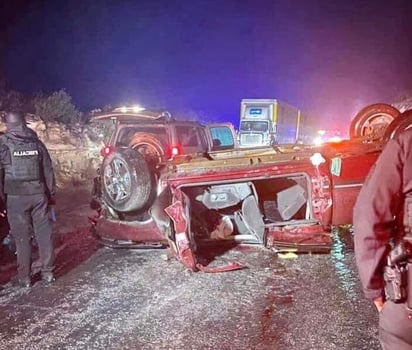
[
  {"x1": 358, "y1": 113, "x2": 395, "y2": 139},
  {"x1": 103, "y1": 158, "x2": 131, "y2": 202}
]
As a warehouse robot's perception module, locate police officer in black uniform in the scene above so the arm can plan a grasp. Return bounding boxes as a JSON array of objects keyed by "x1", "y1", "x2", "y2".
[
  {"x1": 354, "y1": 128, "x2": 412, "y2": 349},
  {"x1": 0, "y1": 111, "x2": 56, "y2": 287}
]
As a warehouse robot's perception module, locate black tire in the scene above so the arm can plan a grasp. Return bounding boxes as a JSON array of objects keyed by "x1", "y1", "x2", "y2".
[
  {"x1": 382, "y1": 109, "x2": 412, "y2": 142},
  {"x1": 101, "y1": 148, "x2": 155, "y2": 213},
  {"x1": 129, "y1": 132, "x2": 165, "y2": 169},
  {"x1": 349, "y1": 103, "x2": 400, "y2": 140}
]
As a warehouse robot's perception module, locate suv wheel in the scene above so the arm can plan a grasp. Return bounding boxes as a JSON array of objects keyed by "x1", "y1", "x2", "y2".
[
  {"x1": 102, "y1": 148, "x2": 155, "y2": 213},
  {"x1": 129, "y1": 132, "x2": 165, "y2": 169},
  {"x1": 349, "y1": 103, "x2": 400, "y2": 140}
]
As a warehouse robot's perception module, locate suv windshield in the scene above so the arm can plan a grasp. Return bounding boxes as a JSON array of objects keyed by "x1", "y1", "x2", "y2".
[{"x1": 240, "y1": 121, "x2": 269, "y2": 132}]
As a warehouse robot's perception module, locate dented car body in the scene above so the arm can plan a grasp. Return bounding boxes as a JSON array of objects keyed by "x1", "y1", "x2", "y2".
[
  {"x1": 148, "y1": 141, "x2": 381, "y2": 270},
  {"x1": 91, "y1": 104, "x2": 412, "y2": 271}
]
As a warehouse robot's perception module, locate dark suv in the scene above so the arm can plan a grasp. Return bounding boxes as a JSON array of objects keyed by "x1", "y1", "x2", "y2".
[{"x1": 90, "y1": 107, "x2": 237, "y2": 227}]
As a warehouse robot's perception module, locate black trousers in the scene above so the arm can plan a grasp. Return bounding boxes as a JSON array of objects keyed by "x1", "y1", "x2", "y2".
[
  {"x1": 7, "y1": 193, "x2": 54, "y2": 281},
  {"x1": 379, "y1": 301, "x2": 412, "y2": 349}
]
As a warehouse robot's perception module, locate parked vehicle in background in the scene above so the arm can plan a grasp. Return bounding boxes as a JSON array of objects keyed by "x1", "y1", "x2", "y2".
[
  {"x1": 90, "y1": 103, "x2": 411, "y2": 272},
  {"x1": 238, "y1": 99, "x2": 304, "y2": 147}
]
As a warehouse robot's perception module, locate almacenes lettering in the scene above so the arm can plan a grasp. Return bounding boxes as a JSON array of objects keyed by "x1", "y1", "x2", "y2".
[{"x1": 13, "y1": 150, "x2": 39, "y2": 156}]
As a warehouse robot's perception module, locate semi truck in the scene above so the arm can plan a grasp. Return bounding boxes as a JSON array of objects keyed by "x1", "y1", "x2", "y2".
[{"x1": 238, "y1": 99, "x2": 303, "y2": 147}]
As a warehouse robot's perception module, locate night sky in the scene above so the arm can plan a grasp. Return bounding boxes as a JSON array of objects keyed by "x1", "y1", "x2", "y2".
[{"x1": 1, "y1": 0, "x2": 411, "y2": 128}]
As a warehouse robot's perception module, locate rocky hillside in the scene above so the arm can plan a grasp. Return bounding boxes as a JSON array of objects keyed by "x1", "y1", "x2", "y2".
[{"x1": 0, "y1": 115, "x2": 102, "y2": 188}]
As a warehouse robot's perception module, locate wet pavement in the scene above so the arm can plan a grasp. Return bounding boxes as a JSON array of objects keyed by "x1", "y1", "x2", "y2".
[
  {"x1": 0, "y1": 185, "x2": 380, "y2": 349},
  {"x1": 0, "y1": 226, "x2": 380, "y2": 350}
]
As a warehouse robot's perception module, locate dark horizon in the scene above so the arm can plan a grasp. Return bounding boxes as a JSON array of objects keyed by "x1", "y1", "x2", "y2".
[{"x1": 1, "y1": 0, "x2": 411, "y2": 129}]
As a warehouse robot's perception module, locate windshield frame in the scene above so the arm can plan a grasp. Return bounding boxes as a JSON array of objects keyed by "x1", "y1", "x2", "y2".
[{"x1": 240, "y1": 120, "x2": 270, "y2": 133}]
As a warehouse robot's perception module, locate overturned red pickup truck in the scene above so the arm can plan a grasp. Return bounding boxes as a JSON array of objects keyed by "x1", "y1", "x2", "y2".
[{"x1": 90, "y1": 104, "x2": 411, "y2": 271}]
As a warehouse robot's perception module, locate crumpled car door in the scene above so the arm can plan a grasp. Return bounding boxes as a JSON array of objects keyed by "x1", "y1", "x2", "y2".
[
  {"x1": 163, "y1": 187, "x2": 245, "y2": 272},
  {"x1": 163, "y1": 188, "x2": 197, "y2": 271}
]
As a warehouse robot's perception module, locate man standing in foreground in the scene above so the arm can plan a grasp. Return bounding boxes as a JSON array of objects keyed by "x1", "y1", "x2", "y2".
[
  {"x1": 354, "y1": 129, "x2": 412, "y2": 349},
  {"x1": 0, "y1": 111, "x2": 56, "y2": 287}
]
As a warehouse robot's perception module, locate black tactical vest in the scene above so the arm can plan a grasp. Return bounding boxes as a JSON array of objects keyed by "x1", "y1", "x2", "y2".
[{"x1": 4, "y1": 137, "x2": 41, "y2": 182}]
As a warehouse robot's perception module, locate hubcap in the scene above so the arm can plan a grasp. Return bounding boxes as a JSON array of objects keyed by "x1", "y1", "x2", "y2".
[
  {"x1": 360, "y1": 114, "x2": 394, "y2": 139},
  {"x1": 104, "y1": 158, "x2": 131, "y2": 202}
]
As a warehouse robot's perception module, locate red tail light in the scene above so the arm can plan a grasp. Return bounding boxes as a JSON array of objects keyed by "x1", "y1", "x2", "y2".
[
  {"x1": 166, "y1": 145, "x2": 182, "y2": 159},
  {"x1": 171, "y1": 146, "x2": 180, "y2": 156},
  {"x1": 100, "y1": 145, "x2": 114, "y2": 157}
]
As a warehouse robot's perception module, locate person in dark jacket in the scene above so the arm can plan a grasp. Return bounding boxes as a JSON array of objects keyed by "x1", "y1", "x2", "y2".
[
  {"x1": 0, "y1": 111, "x2": 56, "y2": 288},
  {"x1": 354, "y1": 128, "x2": 412, "y2": 349}
]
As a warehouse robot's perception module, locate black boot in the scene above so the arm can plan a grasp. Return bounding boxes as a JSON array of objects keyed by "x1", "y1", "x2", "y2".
[
  {"x1": 41, "y1": 274, "x2": 55, "y2": 286},
  {"x1": 12, "y1": 277, "x2": 31, "y2": 288}
]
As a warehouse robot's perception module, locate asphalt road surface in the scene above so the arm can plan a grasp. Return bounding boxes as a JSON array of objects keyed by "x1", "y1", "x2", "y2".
[
  {"x1": 0, "y1": 185, "x2": 381, "y2": 349},
  {"x1": 0, "y1": 228, "x2": 380, "y2": 350}
]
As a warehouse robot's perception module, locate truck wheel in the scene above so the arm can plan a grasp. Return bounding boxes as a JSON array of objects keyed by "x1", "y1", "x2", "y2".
[
  {"x1": 382, "y1": 109, "x2": 412, "y2": 141},
  {"x1": 349, "y1": 103, "x2": 400, "y2": 140},
  {"x1": 101, "y1": 148, "x2": 155, "y2": 213}
]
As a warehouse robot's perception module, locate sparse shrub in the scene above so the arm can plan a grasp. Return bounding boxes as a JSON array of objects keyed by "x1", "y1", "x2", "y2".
[
  {"x1": 34, "y1": 89, "x2": 81, "y2": 125},
  {"x1": 0, "y1": 79, "x2": 25, "y2": 113},
  {"x1": 86, "y1": 119, "x2": 116, "y2": 144}
]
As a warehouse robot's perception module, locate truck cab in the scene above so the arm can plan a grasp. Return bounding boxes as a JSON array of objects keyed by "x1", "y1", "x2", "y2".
[{"x1": 238, "y1": 99, "x2": 301, "y2": 147}]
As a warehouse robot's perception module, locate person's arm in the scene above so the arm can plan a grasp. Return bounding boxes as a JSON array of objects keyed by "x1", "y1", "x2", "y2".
[
  {"x1": 0, "y1": 167, "x2": 5, "y2": 217},
  {"x1": 39, "y1": 141, "x2": 56, "y2": 202},
  {"x1": 354, "y1": 138, "x2": 404, "y2": 303},
  {"x1": 0, "y1": 141, "x2": 8, "y2": 216}
]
